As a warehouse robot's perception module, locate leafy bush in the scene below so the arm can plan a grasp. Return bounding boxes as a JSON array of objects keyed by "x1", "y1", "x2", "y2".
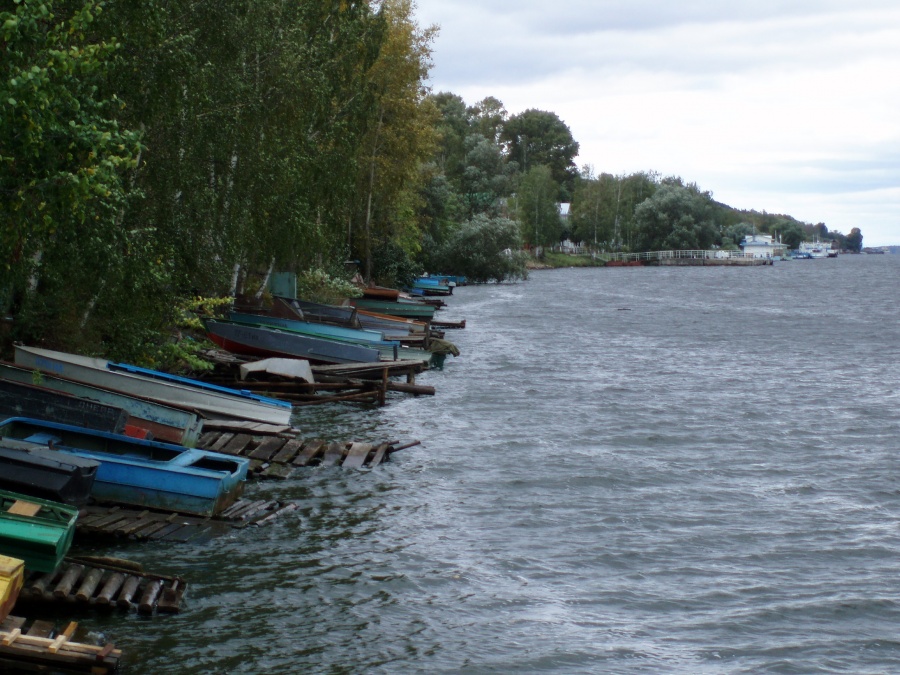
[
  {"x1": 296, "y1": 269, "x2": 361, "y2": 305},
  {"x1": 435, "y1": 214, "x2": 529, "y2": 283}
]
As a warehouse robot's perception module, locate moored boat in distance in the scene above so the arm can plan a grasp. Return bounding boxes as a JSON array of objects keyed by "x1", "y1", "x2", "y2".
[
  {"x1": 14, "y1": 346, "x2": 292, "y2": 426},
  {"x1": 0, "y1": 489, "x2": 78, "y2": 573},
  {"x1": 0, "y1": 417, "x2": 250, "y2": 517}
]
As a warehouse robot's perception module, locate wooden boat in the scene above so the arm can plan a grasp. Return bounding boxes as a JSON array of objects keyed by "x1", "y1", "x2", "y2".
[
  {"x1": 361, "y1": 285, "x2": 401, "y2": 300},
  {"x1": 411, "y1": 277, "x2": 452, "y2": 296},
  {"x1": 349, "y1": 297, "x2": 436, "y2": 320},
  {"x1": 0, "y1": 417, "x2": 250, "y2": 517},
  {"x1": 0, "y1": 442, "x2": 99, "y2": 506},
  {"x1": 0, "y1": 554, "x2": 24, "y2": 622},
  {"x1": 14, "y1": 346, "x2": 292, "y2": 426},
  {"x1": 0, "y1": 489, "x2": 78, "y2": 573},
  {"x1": 0, "y1": 361, "x2": 204, "y2": 446},
  {"x1": 205, "y1": 319, "x2": 381, "y2": 365},
  {"x1": 0, "y1": 379, "x2": 128, "y2": 434}
]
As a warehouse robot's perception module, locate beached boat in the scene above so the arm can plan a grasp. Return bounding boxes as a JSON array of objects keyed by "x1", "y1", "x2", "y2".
[
  {"x1": 0, "y1": 554, "x2": 24, "y2": 622},
  {"x1": 0, "y1": 361, "x2": 204, "y2": 446},
  {"x1": 411, "y1": 277, "x2": 452, "y2": 296},
  {"x1": 349, "y1": 298, "x2": 436, "y2": 320},
  {"x1": 0, "y1": 417, "x2": 250, "y2": 517},
  {"x1": 0, "y1": 442, "x2": 99, "y2": 506},
  {"x1": 14, "y1": 346, "x2": 292, "y2": 426},
  {"x1": 205, "y1": 319, "x2": 381, "y2": 365},
  {"x1": 225, "y1": 313, "x2": 433, "y2": 366},
  {"x1": 0, "y1": 489, "x2": 78, "y2": 573},
  {"x1": 0, "y1": 378, "x2": 128, "y2": 434},
  {"x1": 273, "y1": 297, "x2": 361, "y2": 327},
  {"x1": 361, "y1": 285, "x2": 401, "y2": 301}
]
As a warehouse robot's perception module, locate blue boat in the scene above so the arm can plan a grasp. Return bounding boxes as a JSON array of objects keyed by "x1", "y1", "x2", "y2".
[{"x1": 0, "y1": 418, "x2": 250, "y2": 517}]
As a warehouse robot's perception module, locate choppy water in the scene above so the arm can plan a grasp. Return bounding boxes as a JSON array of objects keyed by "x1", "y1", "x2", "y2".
[{"x1": 70, "y1": 255, "x2": 900, "y2": 674}]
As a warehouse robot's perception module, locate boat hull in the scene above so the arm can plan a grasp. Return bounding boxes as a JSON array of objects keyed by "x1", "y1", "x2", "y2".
[
  {"x1": 0, "y1": 489, "x2": 78, "y2": 573},
  {"x1": 14, "y1": 346, "x2": 292, "y2": 426},
  {"x1": 0, "y1": 379, "x2": 127, "y2": 434},
  {"x1": 0, "y1": 418, "x2": 249, "y2": 517},
  {"x1": 0, "y1": 444, "x2": 99, "y2": 506},
  {"x1": 350, "y1": 298, "x2": 436, "y2": 320},
  {"x1": 0, "y1": 554, "x2": 24, "y2": 622},
  {"x1": 206, "y1": 320, "x2": 381, "y2": 365},
  {"x1": 0, "y1": 362, "x2": 204, "y2": 446}
]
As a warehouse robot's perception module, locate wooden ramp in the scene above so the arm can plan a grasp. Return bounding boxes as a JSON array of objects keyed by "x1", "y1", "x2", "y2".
[
  {"x1": 0, "y1": 615, "x2": 121, "y2": 674},
  {"x1": 18, "y1": 557, "x2": 185, "y2": 615},
  {"x1": 76, "y1": 499, "x2": 299, "y2": 542},
  {"x1": 198, "y1": 419, "x2": 416, "y2": 477}
]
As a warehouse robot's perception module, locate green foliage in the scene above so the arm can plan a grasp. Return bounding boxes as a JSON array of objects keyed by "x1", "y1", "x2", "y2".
[
  {"x1": 436, "y1": 214, "x2": 528, "y2": 283},
  {"x1": 296, "y1": 269, "x2": 361, "y2": 306},
  {"x1": 500, "y1": 109, "x2": 579, "y2": 200},
  {"x1": 845, "y1": 227, "x2": 863, "y2": 252},
  {"x1": 371, "y1": 240, "x2": 422, "y2": 289},
  {"x1": 632, "y1": 182, "x2": 718, "y2": 251},
  {"x1": 516, "y1": 165, "x2": 562, "y2": 247}
]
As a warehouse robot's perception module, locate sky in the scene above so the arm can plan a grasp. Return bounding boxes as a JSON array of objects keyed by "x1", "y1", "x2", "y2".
[{"x1": 413, "y1": 1, "x2": 900, "y2": 246}]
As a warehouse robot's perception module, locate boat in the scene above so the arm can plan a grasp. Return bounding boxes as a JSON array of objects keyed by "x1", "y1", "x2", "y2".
[
  {"x1": 0, "y1": 361, "x2": 204, "y2": 446},
  {"x1": 14, "y1": 346, "x2": 292, "y2": 426},
  {"x1": 361, "y1": 285, "x2": 401, "y2": 301},
  {"x1": 0, "y1": 554, "x2": 24, "y2": 622},
  {"x1": 411, "y1": 277, "x2": 452, "y2": 296},
  {"x1": 273, "y1": 297, "x2": 361, "y2": 328},
  {"x1": 349, "y1": 297, "x2": 436, "y2": 321},
  {"x1": 0, "y1": 378, "x2": 128, "y2": 434},
  {"x1": 798, "y1": 241, "x2": 831, "y2": 259},
  {"x1": 0, "y1": 442, "x2": 99, "y2": 506},
  {"x1": 0, "y1": 417, "x2": 250, "y2": 517},
  {"x1": 205, "y1": 319, "x2": 381, "y2": 365},
  {"x1": 225, "y1": 313, "x2": 433, "y2": 366},
  {"x1": 0, "y1": 489, "x2": 78, "y2": 573}
]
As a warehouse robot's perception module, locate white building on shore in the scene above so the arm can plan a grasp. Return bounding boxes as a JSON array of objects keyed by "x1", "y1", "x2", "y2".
[{"x1": 740, "y1": 234, "x2": 786, "y2": 258}]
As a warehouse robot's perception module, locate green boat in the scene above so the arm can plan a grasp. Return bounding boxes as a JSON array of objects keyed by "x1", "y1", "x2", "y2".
[
  {"x1": 349, "y1": 298, "x2": 436, "y2": 320},
  {"x1": 0, "y1": 489, "x2": 78, "y2": 573}
]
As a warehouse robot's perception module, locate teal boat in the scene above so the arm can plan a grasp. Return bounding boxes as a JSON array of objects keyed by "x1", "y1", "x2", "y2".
[
  {"x1": 0, "y1": 489, "x2": 78, "y2": 573},
  {"x1": 225, "y1": 312, "x2": 433, "y2": 366},
  {"x1": 349, "y1": 298, "x2": 436, "y2": 321},
  {"x1": 0, "y1": 417, "x2": 250, "y2": 517}
]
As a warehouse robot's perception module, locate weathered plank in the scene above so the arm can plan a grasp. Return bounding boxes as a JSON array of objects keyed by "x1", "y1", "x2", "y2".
[
  {"x1": 248, "y1": 436, "x2": 284, "y2": 461},
  {"x1": 320, "y1": 441, "x2": 346, "y2": 467},
  {"x1": 219, "y1": 433, "x2": 255, "y2": 456},
  {"x1": 368, "y1": 442, "x2": 392, "y2": 468},
  {"x1": 293, "y1": 439, "x2": 325, "y2": 466},
  {"x1": 342, "y1": 442, "x2": 373, "y2": 469}
]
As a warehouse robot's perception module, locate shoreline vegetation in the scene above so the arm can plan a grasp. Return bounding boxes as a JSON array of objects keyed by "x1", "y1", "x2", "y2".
[{"x1": 0, "y1": 1, "x2": 866, "y2": 369}]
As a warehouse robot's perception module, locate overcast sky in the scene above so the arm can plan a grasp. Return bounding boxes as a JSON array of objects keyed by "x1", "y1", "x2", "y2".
[{"x1": 414, "y1": 1, "x2": 900, "y2": 246}]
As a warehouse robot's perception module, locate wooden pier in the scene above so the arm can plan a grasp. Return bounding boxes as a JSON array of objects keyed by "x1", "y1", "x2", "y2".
[
  {"x1": 76, "y1": 498, "x2": 297, "y2": 542},
  {"x1": 198, "y1": 419, "x2": 415, "y2": 477},
  {"x1": 0, "y1": 615, "x2": 121, "y2": 673},
  {"x1": 17, "y1": 556, "x2": 186, "y2": 615}
]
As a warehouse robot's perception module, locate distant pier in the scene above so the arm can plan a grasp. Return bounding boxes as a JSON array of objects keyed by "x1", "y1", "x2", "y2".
[{"x1": 600, "y1": 250, "x2": 773, "y2": 266}]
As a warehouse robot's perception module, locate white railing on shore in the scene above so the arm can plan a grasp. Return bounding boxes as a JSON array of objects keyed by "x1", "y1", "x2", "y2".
[{"x1": 582, "y1": 249, "x2": 760, "y2": 262}]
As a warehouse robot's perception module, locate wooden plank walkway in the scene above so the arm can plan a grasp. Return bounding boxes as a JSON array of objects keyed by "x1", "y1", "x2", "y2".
[
  {"x1": 0, "y1": 615, "x2": 121, "y2": 674},
  {"x1": 76, "y1": 499, "x2": 299, "y2": 542},
  {"x1": 17, "y1": 557, "x2": 186, "y2": 615},
  {"x1": 198, "y1": 419, "x2": 412, "y2": 476}
]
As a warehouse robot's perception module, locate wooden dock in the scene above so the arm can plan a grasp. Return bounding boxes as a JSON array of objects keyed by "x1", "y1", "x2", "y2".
[
  {"x1": 76, "y1": 499, "x2": 298, "y2": 541},
  {"x1": 0, "y1": 615, "x2": 121, "y2": 673},
  {"x1": 17, "y1": 556, "x2": 186, "y2": 615},
  {"x1": 198, "y1": 419, "x2": 415, "y2": 477}
]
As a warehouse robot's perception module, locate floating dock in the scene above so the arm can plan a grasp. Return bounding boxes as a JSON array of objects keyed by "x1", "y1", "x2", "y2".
[{"x1": 0, "y1": 615, "x2": 121, "y2": 673}]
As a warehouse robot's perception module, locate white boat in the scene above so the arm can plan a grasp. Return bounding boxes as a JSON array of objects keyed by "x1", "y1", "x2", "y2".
[
  {"x1": 14, "y1": 346, "x2": 292, "y2": 426},
  {"x1": 798, "y1": 241, "x2": 831, "y2": 259}
]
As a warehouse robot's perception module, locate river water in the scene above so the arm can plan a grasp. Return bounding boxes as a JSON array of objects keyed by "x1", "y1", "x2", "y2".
[{"x1": 73, "y1": 254, "x2": 899, "y2": 674}]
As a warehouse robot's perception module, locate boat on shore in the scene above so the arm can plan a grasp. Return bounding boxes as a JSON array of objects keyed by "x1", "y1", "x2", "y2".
[
  {"x1": 0, "y1": 361, "x2": 204, "y2": 446},
  {"x1": 0, "y1": 417, "x2": 250, "y2": 517},
  {"x1": 349, "y1": 297, "x2": 436, "y2": 321},
  {"x1": 0, "y1": 489, "x2": 78, "y2": 573},
  {"x1": 0, "y1": 378, "x2": 128, "y2": 435},
  {"x1": 14, "y1": 346, "x2": 292, "y2": 426},
  {"x1": 0, "y1": 442, "x2": 99, "y2": 506},
  {"x1": 0, "y1": 554, "x2": 24, "y2": 622},
  {"x1": 205, "y1": 319, "x2": 381, "y2": 365}
]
